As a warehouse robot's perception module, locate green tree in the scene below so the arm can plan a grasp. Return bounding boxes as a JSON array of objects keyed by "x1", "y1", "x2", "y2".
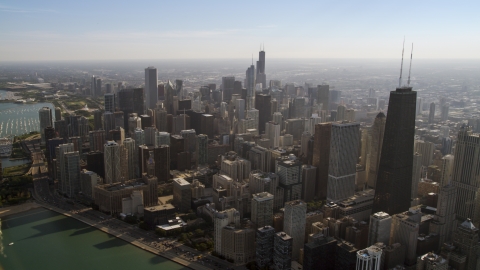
[
  {"x1": 197, "y1": 243, "x2": 208, "y2": 251},
  {"x1": 194, "y1": 229, "x2": 204, "y2": 237}
]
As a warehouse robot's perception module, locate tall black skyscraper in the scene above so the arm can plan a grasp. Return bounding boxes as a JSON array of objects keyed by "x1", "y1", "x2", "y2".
[
  {"x1": 372, "y1": 86, "x2": 417, "y2": 215},
  {"x1": 255, "y1": 93, "x2": 271, "y2": 134},
  {"x1": 256, "y1": 46, "x2": 266, "y2": 89},
  {"x1": 118, "y1": 88, "x2": 144, "y2": 127}
]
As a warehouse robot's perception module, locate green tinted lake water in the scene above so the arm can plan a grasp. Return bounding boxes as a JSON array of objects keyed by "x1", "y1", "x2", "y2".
[{"x1": 0, "y1": 208, "x2": 187, "y2": 270}]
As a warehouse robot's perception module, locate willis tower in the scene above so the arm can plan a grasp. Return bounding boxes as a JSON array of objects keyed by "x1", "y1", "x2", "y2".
[
  {"x1": 256, "y1": 45, "x2": 266, "y2": 89},
  {"x1": 373, "y1": 42, "x2": 417, "y2": 215}
]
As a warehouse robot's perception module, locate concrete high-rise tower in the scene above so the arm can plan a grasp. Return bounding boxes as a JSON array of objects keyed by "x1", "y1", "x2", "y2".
[
  {"x1": 390, "y1": 208, "x2": 421, "y2": 266},
  {"x1": 327, "y1": 122, "x2": 360, "y2": 202},
  {"x1": 367, "y1": 211, "x2": 392, "y2": 246},
  {"x1": 439, "y1": 154, "x2": 454, "y2": 186},
  {"x1": 428, "y1": 102, "x2": 435, "y2": 124},
  {"x1": 430, "y1": 183, "x2": 457, "y2": 249},
  {"x1": 246, "y1": 64, "x2": 256, "y2": 109},
  {"x1": 283, "y1": 200, "x2": 306, "y2": 261},
  {"x1": 251, "y1": 192, "x2": 274, "y2": 228},
  {"x1": 145, "y1": 67, "x2": 158, "y2": 110},
  {"x1": 452, "y1": 126, "x2": 480, "y2": 226},
  {"x1": 276, "y1": 155, "x2": 302, "y2": 203},
  {"x1": 452, "y1": 219, "x2": 480, "y2": 270},
  {"x1": 373, "y1": 86, "x2": 417, "y2": 216},
  {"x1": 104, "y1": 141, "x2": 122, "y2": 184},
  {"x1": 317, "y1": 85, "x2": 330, "y2": 111},
  {"x1": 123, "y1": 138, "x2": 136, "y2": 181},
  {"x1": 221, "y1": 76, "x2": 235, "y2": 103}
]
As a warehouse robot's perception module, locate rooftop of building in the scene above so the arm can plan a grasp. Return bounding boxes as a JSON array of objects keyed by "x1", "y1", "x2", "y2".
[
  {"x1": 276, "y1": 232, "x2": 292, "y2": 241},
  {"x1": 144, "y1": 204, "x2": 175, "y2": 212},
  {"x1": 253, "y1": 192, "x2": 274, "y2": 201},
  {"x1": 460, "y1": 218, "x2": 477, "y2": 231},
  {"x1": 337, "y1": 189, "x2": 375, "y2": 208},
  {"x1": 257, "y1": 225, "x2": 275, "y2": 233},
  {"x1": 372, "y1": 211, "x2": 391, "y2": 219},
  {"x1": 98, "y1": 179, "x2": 148, "y2": 192},
  {"x1": 419, "y1": 252, "x2": 447, "y2": 265},
  {"x1": 156, "y1": 217, "x2": 186, "y2": 231},
  {"x1": 306, "y1": 210, "x2": 323, "y2": 217},
  {"x1": 285, "y1": 200, "x2": 305, "y2": 207},
  {"x1": 173, "y1": 177, "x2": 190, "y2": 186}
]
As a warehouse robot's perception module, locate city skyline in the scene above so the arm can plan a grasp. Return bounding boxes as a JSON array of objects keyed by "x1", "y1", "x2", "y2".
[
  {"x1": 2, "y1": 2, "x2": 480, "y2": 268},
  {"x1": 1, "y1": 1, "x2": 480, "y2": 61}
]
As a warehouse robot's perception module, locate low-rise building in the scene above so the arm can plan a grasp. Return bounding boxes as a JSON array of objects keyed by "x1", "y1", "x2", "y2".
[
  {"x1": 143, "y1": 204, "x2": 176, "y2": 230},
  {"x1": 94, "y1": 173, "x2": 158, "y2": 214}
]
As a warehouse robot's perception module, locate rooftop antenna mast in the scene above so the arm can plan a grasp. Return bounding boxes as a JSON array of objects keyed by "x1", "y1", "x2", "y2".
[
  {"x1": 407, "y1": 43, "x2": 413, "y2": 87},
  {"x1": 398, "y1": 37, "x2": 405, "y2": 88}
]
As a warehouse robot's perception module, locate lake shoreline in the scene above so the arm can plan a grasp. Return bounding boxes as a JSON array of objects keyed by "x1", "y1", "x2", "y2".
[
  {"x1": 36, "y1": 203, "x2": 208, "y2": 270},
  {"x1": 0, "y1": 201, "x2": 42, "y2": 218}
]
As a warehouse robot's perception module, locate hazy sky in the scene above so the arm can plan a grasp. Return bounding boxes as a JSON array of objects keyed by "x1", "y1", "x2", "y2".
[{"x1": 1, "y1": 1, "x2": 479, "y2": 61}]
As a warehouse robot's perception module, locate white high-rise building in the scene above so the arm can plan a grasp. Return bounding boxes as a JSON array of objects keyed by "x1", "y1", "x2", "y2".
[
  {"x1": 246, "y1": 109, "x2": 259, "y2": 131},
  {"x1": 307, "y1": 114, "x2": 322, "y2": 135},
  {"x1": 246, "y1": 65, "x2": 256, "y2": 110},
  {"x1": 283, "y1": 200, "x2": 306, "y2": 261},
  {"x1": 327, "y1": 122, "x2": 360, "y2": 202},
  {"x1": 390, "y1": 208, "x2": 421, "y2": 266},
  {"x1": 249, "y1": 171, "x2": 283, "y2": 209},
  {"x1": 439, "y1": 154, "x2": 454, "y2": 186},
  {"x1": 430, "y1": 184, "x2": 457, "y2": 248},
  {"x1": 272, "y1": 112, "x2": 283, "y2": 131},
  {"x1": 367, "y1": 212, "x2": 392, "y2": 246},
  {"x1": 356, "y1": 245, "x2": 383, "y2": 270},
  {"x1": 214, "y1": 208, "x2": 240, "y2": 255},
  {"x1": 414, "y1": 140, "x2": 435, "y2": 167},
  {"x1": 265, "y1": 121, "x2": 280, "y2": 148},
  {"x1": 220, "y1": 152, "x2": 251, "y2": 181},
  {"x1": 145, "y1": 67, "x2": 158, "y2": 110},
  {"x1": 235, "y1": 99, "x2": 245, "y2": 120}
]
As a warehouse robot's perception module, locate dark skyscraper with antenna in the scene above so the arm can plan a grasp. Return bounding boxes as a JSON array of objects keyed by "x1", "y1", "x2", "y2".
[
  {"x1": 256, "y1": 45, "x2": 266, "y2": 89},
  {"x1": 373, "y1": 42, "x2": 417, "y2": 215}
]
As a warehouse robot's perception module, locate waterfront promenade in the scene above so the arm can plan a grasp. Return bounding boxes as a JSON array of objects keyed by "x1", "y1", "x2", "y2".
[{"x1": 38, "y1": 201, "x2": 212, "y2": 270}]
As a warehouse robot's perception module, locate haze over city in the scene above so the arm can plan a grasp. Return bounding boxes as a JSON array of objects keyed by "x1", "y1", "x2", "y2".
[
  {"x1": 2, "y1": 1, "x2": 480, "y2": 270},
  {"x1": 2, "y1": 0, "x2": 480, "y2": 61}
]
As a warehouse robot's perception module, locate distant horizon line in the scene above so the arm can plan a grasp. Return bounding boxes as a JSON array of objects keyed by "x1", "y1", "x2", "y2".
[{"x1": 2, "y1": 57, "x2": 480, "y2": 63}]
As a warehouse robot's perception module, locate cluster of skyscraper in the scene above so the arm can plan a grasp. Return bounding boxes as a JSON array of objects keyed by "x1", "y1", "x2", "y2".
[{"x1": 36, "y1": 46, "x2": 480, "y2": 270}]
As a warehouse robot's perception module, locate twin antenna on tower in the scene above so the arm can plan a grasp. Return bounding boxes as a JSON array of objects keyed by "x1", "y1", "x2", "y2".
[{"x1": 398, "y1": 37, "x2": 414, "y2": 88}]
